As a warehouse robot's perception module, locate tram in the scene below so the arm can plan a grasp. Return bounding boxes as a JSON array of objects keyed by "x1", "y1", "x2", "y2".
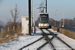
[{"x1": 38, "y1": 13, "x2": 49, "y2": 29}]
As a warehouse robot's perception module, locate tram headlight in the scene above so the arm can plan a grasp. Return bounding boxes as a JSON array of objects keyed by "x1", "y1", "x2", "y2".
[{"x1": 39, "y1": 24, "x2": 49, "y2": 26}]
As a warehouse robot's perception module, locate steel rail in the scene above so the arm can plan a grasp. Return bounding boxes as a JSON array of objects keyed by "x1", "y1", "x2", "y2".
[
  {"x1": 41, "y1": 29, "x2": 56, "y2": 50},
  {"x1": 19, "y1": 37, "x2": 44, "y2": 50},
  {"x1": 45, "y1": 36, "x2": 56, "y2": 50},
  {"x1": 55, "y1": 36, "x2": 75, "y2": 50},
  {"x1": 46, "y1": 29, "x2": 57, "y2": 35},
  {"x1": 37, "y1": 35, "x2": 55, "y2": 50},
  {"x1": 37, "y1": 42, "x2": 48, "y2": 50},
  {"x1": 46, "y1": 29, "x2": 75, "y2": 50}
]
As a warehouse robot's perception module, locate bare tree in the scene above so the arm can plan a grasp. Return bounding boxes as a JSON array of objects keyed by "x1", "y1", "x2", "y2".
[{"x1": 10, "y1": 4, "x2": 20, "y2": 30}]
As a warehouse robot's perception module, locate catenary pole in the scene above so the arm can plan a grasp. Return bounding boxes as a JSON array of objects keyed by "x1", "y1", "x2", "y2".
[
  {"x1": 29, "y1": 0, "x2": 31, "y2": 35},
  {"x1": 46, "y1": 0, "x2": 47, "y2": 13}
]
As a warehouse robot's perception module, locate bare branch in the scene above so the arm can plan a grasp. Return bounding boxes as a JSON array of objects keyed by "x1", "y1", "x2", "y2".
[{"x1": 9, "y1": 4, "x2": 20, "y2": 30}]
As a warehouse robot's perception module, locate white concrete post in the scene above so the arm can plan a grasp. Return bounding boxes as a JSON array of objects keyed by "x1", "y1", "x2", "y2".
[
  {"x1": 13, "y1": 26, "x2": 15, "y2": 31},
  {"x1": 18, "y1": 25, "x2": 19, "y2": 30},
  {"x1": 1, "y1": 28, "x2": 3, "y2": 34},
  {"x1": 8, "y1": 27, "x2": 9, "y2": 32}
]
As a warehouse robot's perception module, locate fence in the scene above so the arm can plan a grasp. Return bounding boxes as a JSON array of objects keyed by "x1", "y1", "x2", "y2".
[{"x1": 0, "y1": 25, "x2": 22, "y2": 43}]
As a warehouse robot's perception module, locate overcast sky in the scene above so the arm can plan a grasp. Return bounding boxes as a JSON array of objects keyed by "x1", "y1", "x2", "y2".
[{"x1": 0, "y1": 0, "x2": 75, "y2": 23}]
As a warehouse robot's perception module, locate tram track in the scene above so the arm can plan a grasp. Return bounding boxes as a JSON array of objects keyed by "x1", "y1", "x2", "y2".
[
  {"x1": 19, "y1": 37, "x2": 44, "y2": 50},
  {"x1": 37, "y1": 29, "x2": 74, "y2": 50},
  {"x1": 19, "y1": 28, "x2": 75, "y2": 50},
  {"x1": 37, "y1": 29, "x2": 56, "y2": 50},
  {"x1": 46, "y1": 29, "x2": 75, "y2": 50}
]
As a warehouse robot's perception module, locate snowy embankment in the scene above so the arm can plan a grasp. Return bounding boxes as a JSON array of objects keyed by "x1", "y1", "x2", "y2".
[{"x1": 0, "y1": 27, "x2": 75, "y2": 50}]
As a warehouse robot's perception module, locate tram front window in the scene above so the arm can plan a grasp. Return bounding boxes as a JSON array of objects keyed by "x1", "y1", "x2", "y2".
[{"x1": 40, "y1": 18, "x2": 48, "y2": 23}]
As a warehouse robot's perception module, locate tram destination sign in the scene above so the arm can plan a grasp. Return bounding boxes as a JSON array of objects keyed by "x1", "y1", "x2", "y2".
[{"x1": 41, "y1": 16, "x2": 47, "y2": 17}]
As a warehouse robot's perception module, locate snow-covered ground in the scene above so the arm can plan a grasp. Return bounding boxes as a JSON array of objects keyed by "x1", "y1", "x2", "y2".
[{"x1": 0, "y1": 27, "x2": 75, "y2": 50}]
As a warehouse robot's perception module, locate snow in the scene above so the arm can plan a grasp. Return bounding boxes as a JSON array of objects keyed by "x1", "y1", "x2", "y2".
[{"x1": 0, "y1": 27, "x2": 75, "y2": 50}]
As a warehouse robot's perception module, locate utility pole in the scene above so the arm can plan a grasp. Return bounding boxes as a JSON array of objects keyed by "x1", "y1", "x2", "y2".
[
  {"x1": 29, "y1": 0, "x2": 31, "y2": 35},
  {"x1": 46, "y1": 0, "x2": 47, "y2": 13},
  {"x1": 33, "y1": 0, "x2": 35, "y2": 27},
  {"x1": 31, "y1": 0, "x2": 33, "y2": 27}
]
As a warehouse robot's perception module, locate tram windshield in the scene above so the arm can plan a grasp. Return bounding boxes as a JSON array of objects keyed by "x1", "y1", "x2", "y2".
[{"x1": 39, "y1": 14, "x2": 48, "y2": 23}]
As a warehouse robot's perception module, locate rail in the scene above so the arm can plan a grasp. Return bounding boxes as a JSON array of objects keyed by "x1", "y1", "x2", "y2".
[
  {"x1": 46, "y1": 29, "x2": 75, "y2": 50},
  {"x1": 19, "y1": 28, "x2": 75, "y2": 50},
  {"x1": 19, "y1": 37, "x2": 43, "y2": 50},
  {"x1": 37, "y1": 29, "x2": 56, "y2": 50}
]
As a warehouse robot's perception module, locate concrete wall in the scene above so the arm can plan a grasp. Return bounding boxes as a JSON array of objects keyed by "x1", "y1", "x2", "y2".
[
  {"x1": 22, "y1": 16, "x2": 29, "y2": 34},
  {"x1": 61, "y1": 29, "x2": 75, "y2": 39},
  {"x1": 51, "y1": 26, "x2": 75, "y2": 39},
  {"x1": 51, "y1": 26, "x2": 58, "y2": 31}
]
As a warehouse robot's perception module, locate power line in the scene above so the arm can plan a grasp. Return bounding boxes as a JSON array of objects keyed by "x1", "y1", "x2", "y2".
[{"x1": 38, "y1": 0, "x2": 47, "y2": 13}]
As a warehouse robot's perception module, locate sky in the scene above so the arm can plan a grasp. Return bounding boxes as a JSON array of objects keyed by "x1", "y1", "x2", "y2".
[{"x1": 0, "y1": 0, "x2": 75, "y2": 23}]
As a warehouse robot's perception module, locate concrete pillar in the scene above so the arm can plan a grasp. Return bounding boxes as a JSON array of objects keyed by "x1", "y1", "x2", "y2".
[
  {"x1": 13, "y1": 26, "x2": 15, "y2": 31},
  {"x1": 1, "y1": 28, "x2": 3, "y2": 34},
  {"x1": 8, "y1": 27, "x2": 9, "y2": 32}
]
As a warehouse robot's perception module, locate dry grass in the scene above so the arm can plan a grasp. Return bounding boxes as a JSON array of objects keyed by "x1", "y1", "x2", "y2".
[{"x1": 0, "y1": 30, "x2": 22, "y2": 43}]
